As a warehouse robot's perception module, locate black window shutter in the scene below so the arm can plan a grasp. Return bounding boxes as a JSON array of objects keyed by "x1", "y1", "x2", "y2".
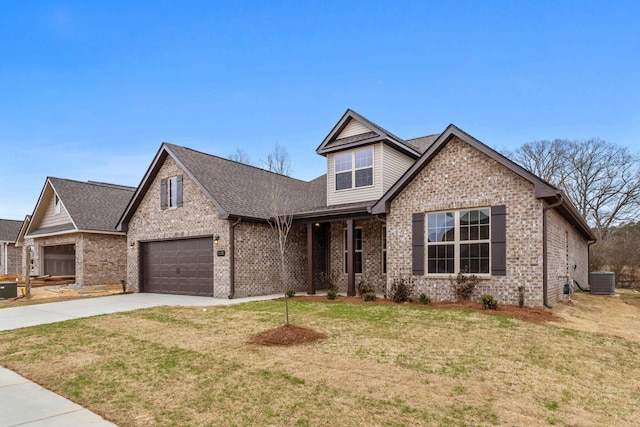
[
  {"x1": 491, "y1": 205, "x2": 507, "y2": 276},
  {"x1": 176, "y1": 175, "x2": 183, "y2": 207},
  {"x1": 412, "y1": 212, "x2": 425, "y2": 275},
  {"x1": 160, "y1": 178, "x2": 167, "y2": 210}
]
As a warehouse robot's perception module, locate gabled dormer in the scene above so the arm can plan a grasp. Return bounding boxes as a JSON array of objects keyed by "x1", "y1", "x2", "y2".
[{"x1": 316, "y1": 109, "x2": 421, "y2": 206}]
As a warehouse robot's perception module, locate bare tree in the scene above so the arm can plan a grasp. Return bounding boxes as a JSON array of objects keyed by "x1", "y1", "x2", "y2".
[
  {"x1": 510, "y1": 139, "x2": 571, "y2": 186},
  {"x1": 510, "y1": 138, "x2": 640, "y2": 240},
  {"x1": 265, "y1": 172, "x2": 294, "y2": 325},
  {"x1": 263, "y1": 143, "x2": 292, "y2": 176},
  {"x1": 228, "y1": 148, "x2": 252, "y2": 165},
  {"x1": 563, "y1": 139, "x2": 640, "y2": 240}
]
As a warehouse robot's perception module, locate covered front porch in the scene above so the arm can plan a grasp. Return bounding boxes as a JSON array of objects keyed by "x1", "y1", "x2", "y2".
[{"x1": 300, "y1": 214, "x2": 387, "y2": 296}]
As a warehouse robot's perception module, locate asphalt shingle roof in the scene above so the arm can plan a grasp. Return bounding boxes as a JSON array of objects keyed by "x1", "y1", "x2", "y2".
[
  {"x1": 166, "y1": 144, "x2": 328, "y2": 220},
  {"x1": 48, "y1": 178, "x2": 136, "y2": 231},
  {"x1": 0, "y1": 219, "x2": 23, "y2": 242}
]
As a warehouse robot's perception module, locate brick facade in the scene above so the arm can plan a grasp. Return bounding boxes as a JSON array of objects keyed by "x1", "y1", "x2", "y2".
[
  {"x1": 328, "y1": 219, "x2": 386, "y2": 293},
  {"x1": 386, "y1": 137, "x2": 589, "y2": 307},
  {"x1": 21, "y1": 233, "x2": 126, "y2": 285},
  {"x1": 125, "y1": 156, "x2": 230, "y2": 297},
  {"x1": 1, "y1": 243, "x2": 22, "y2": 276}
]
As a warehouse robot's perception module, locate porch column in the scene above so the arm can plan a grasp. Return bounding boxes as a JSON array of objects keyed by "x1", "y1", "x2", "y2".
[
  {"x1": 307, "y1": 223, "x2": 315, "y2": 295},
  {"x1": 347, "y1": 219, "x2": 356, "y2": 296}
]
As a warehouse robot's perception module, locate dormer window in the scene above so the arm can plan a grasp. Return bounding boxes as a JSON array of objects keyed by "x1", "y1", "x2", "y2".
[{"x1": 335, "y1": 148, "x2": 373, "y2": 190}]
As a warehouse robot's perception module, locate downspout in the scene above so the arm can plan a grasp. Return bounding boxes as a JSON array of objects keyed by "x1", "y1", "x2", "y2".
[
  {"x1": 587, "y1": 240, "x2": 597, "y2": 283},
  {"x1": 375, "y1": 215, "x2": 386, "y2": 224},
  {"x1": 228, "y1": 217, "x2": 242, "y2": 299},
  {"x1": 543, "y1": 194, "x2": 563, "y2": 309}
]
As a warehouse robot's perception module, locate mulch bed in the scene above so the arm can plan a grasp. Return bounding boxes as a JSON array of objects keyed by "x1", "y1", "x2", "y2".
[
  {"x1": 279, "y1": 295, "x2": 560, "y2": 324},
  {"x1": 248, "y1": 324, "x2": 328, "y2": 346}
]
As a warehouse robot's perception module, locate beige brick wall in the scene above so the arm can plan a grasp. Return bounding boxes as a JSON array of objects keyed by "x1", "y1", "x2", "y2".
[
  {"x1": 387, "y1": 137, "x2": 546, "y2": 306},
  {"x1": 125, "y1": 156, "x2": 230, "y2": 297},
  {"x1": 329, "y1": 219, "x2": 387, "y2": 293},
  {"x1": 20, "y1": 232, "x2": 126, "y2": 285},
  {"x1": 7, "y1": 243, "x2": 22, "y2": 276},
  {"x1": 1, "y1": 243, "x2": 22, "y2": 276},
  {"x1": 233, "y1": 221, "x2": 307, "y2": 297},
  {"x1": 546, "y1": 208, "x2": 589, "y2": 306},
  {"x1": 81, "y1": 233, "x2": 128, "y2": 285}
]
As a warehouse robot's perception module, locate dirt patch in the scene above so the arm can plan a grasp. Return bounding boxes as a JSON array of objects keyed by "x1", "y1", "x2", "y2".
[
  {"x1": 551, "y1": 291, "x2": 640, "y2": 343},
  {"x1": 248, "y1": 324, "x2": 327, "y2": 346},
  {"x1": 0, "y1": 284, "x2": 124, "y2": 308},
  {"x1": 286, "y1": 295, "x2": 559, "y2": 323}
]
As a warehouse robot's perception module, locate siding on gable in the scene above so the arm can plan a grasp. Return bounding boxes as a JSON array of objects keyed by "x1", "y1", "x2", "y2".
[
  {"x1": 327, "y1": 144, "x2": 383, "y2": 206},
  {"x1": 35, "y1": 187, "x2": 74, "y2": 230},
  {"x1": 381, "y1": 144, "x2": 415, "y2": 193},
  {"x1": 336, "y1": 119, "x2": 370, "y2": 140}
]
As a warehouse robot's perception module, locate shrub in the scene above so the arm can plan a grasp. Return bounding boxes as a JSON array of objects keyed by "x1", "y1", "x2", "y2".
[
  {"x1": 356, "y1": 279, "x2": 374, "y2": 296},
  {"x1": 388, "y1": 276, "x2": 414, "y2": 303},
  {"x1": 363, "y1": 291, "x2": 377, "y2": 301},
  {"x1": 450, "y1": 271, "x2": 479, "y2": 301},
  {"x1": 481, "y1": 294, "x2": 498, "y2": 310},
  {"x1": 327, "y1": 289, "x2": 337, "y2": 300},
  {"x1": 418, "y1": 293, "x2": 430, "y2": 305},
  {"x1": 285, "y1": 288, "x2": 296, "y2": 298}
]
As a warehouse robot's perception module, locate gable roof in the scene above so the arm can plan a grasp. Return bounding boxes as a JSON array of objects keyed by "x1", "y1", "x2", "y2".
[
  {"x1": 117, "y1": 143, "x2": 328, "y2": 229},
  {"x1": 0, "y1": 219, "x2": 23, "y2": 242},
  {"x1": 26, "y1": 178, "x2": 136, "y2": 237},
  {"x1": 316, "y1": 109, "x2": 421, "y2": 159},
  {"x1": 371, "y1": 124, "x2": 596, "y2": 241}
]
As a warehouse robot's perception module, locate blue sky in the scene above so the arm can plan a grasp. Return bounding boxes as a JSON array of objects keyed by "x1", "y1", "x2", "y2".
[{"x1": 1, "y1": 1, "x2": 638, "y2": 220}]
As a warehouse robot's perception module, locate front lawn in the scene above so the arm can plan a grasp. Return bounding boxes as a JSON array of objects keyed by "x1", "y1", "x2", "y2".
[{"x1": 1, "y1": 299, "x2": 639, "y2": 426}]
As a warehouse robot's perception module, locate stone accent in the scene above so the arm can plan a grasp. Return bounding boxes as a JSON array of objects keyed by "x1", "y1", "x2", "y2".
[
  {"x1": 386, "y1": 137, "x2": 588, "y2": 307},
  {"x1": 125, "y1": 156, "x2": 230, "y2": 297}
]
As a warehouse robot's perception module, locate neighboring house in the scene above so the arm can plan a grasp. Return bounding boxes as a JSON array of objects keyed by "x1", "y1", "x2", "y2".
[
  {"x1": 0, "y1": 219, "x2": 23, "y2": 276},
  {"x1": 17, "y1": 178, "x2": 135, "y2": 286},
  {"x1": 117, "y1": 109, "x2": 595, "y2": 307}
]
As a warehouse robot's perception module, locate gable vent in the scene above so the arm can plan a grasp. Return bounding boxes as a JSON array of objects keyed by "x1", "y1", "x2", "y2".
[{"x1": 337, "y1": 120, "x2": 370, "y2": 140}]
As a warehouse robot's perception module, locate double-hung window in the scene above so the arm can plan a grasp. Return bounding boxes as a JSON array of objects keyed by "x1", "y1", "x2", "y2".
[
  {"x1": 427, "y1": 208, "x2": 490, "y2": 275},
  {"x1": 344, "y1": 227, "x2": 363, "y2": 274},
  {"x1": 335, "y1": 148, "x2": 373, "y2": 190},
  {"x1": 382, "y1": 225, "x2": 387, "y2": 274}
]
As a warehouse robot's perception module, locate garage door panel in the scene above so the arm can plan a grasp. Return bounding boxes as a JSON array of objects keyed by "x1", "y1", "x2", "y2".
[{"x1": 141, "y1": 237, "x2": 213, "y2": 297}]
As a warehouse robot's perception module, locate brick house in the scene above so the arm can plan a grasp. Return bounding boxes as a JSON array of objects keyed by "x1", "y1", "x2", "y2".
[
  {"x1": 17, "y1": 178, "x2": 135, "y2": 286},
  {"x1": 117, "y1": 109, "x2": 595, "y2": 307},
  {"x1": 0, "y1": 219, "x2": 23, "y2": 276}
]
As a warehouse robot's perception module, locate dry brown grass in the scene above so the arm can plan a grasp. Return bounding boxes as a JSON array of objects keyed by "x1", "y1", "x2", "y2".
[
  {"x1": 1, "y1": 297, "x2": 639, "y2": 426},
  {"x1": 0, "y1": 284, "x2": 124, "y2": 308}
]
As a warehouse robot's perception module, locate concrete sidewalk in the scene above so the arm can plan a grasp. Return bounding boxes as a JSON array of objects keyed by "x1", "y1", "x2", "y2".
[{"x1": 0, "y1": 292, "x2": 280, "y2": 426}]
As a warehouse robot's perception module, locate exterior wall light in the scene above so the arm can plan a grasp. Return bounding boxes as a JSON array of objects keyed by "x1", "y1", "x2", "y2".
[{"x1": 214, "y1": 235, "x2": 220, "y2": 245}]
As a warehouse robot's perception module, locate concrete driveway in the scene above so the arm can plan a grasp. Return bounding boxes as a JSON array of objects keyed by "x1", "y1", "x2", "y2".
[
  {"x1": 0, "y1": 292, "x2": 280, "y2": 332},
  {"x1": 0, "y1": 292, "x2": 280, "y2": 426}
]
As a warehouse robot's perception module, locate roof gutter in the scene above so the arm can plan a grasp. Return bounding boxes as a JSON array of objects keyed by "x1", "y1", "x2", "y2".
[
  {"x1": 543, "y1": 193, "x2": 564, "y2": 309},
  {"x1": 228, "y1": 217, "x2": 242, "y2": 299}
]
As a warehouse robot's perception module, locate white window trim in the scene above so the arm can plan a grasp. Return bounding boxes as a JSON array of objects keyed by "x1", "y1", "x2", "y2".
[
  {"x1": 343, "y1": 227, "x2": 363, "y2": 274},
  {"x1": 426, "y1": 208, "x2": 491, "y2": 277},
  {"x1": 334, "y1": 148, "x2": 374, "y2": 191},
  {"x1": 168, "y1": 176, "x2": 178, "y2": 209}
]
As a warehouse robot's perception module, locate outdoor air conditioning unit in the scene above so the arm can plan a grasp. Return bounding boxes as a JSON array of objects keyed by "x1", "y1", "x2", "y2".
[{"x1": 589, "y1": 271, "x2": 615, "y2": 295}]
